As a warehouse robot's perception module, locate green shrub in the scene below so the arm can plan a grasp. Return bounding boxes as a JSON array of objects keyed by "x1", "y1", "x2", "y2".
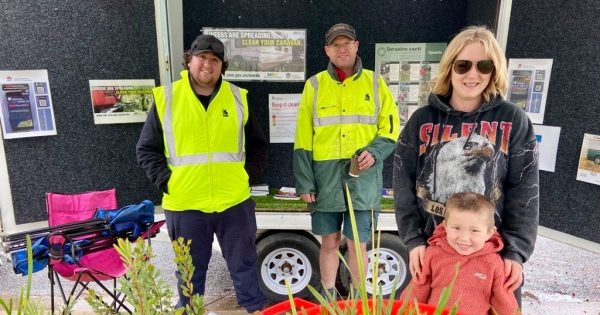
[{"x1": 87, "y1": 237, "x2": 204, "y2": 315}]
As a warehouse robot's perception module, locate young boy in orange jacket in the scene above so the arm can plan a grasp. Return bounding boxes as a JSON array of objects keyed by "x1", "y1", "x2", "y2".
[{"x1": 401, "y1": 192, "x2": 519, "y2": 315}]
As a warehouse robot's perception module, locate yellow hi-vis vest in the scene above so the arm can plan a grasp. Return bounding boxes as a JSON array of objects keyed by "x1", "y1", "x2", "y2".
[
  {"x1": 154, "y1": 71, "x2": 249, "y2": 212},
  {"x1": 297, "y1": 70, "x2": 392, "y2": 161}
]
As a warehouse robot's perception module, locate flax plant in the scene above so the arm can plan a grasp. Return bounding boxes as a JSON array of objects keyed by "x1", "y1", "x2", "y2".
[{"x1": 299, "y1": 184, "x2": 460, "y2": 315}]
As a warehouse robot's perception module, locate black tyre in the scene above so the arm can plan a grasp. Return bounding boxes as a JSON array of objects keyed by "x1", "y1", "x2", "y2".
[
  {"x1": 594, "y1": 156, "x2": 600, "y2": 165},
  {"x1": 256, "y1": 233, "x2": 321, "y2": 302},
  {"x1": 339, "y1": 233, "x2": 410, "y2": 298}
]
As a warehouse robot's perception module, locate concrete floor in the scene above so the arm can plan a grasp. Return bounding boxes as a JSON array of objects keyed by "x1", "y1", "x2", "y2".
[{"x1": 2, "y1": 226, "x2": 600, "y2": 314}]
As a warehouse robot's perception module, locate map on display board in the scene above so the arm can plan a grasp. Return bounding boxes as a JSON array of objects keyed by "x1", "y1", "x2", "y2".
[{"x1": 375, "y1": 43, "x2": 446, "y2": 129}]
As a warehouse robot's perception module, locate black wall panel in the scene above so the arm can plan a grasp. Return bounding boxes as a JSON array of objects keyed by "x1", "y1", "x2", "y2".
[
  {"x1": 506, "y1": 1, "x2": 600, "y2": 242},
  {"x1": 467, "y1": 0, "x2": 499, "y2": 30},
  {"x1": 183, "y1": 0, "x2": 477, "y2": 191},
  {"x1": 0, "y1": 1, "x2": 160, "y2": 224},
  {"x1": 0, "y1": 0, "x2": 503, "y2": 226}
]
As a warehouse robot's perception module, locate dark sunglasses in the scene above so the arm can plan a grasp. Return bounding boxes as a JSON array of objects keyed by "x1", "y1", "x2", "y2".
[{"x1": 453, "y1": 60, "x2": 494, "y2": 75}]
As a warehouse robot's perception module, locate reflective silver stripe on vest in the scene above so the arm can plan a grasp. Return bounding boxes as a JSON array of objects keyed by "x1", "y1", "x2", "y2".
[
  {"x1": 373, "y1": 72, "x2": 381, "y2": 117},
  {"x1": 162, "y1": 84, "x2": 245, "y2": 166},
  {"x1": 229, "y1": 84, "x2": 245, "y2": 162},
  {"x1": 309, "y1": 76, "x2": 319, "y2": 120},
  {"x1": 310, "y1": 73, "x2": 381, "y2": 127},
  {"x1": 163, "y1": 85, "x2": 178, "y2": 163}
]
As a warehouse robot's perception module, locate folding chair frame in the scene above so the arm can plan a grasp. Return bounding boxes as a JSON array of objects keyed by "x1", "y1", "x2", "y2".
[
  {"x1": 49, "y1": 263, "x2": 131, "y2": 314},
  {"x1": 1, "y1": 203, "x2": 165, "y2": 314},
  {"x1": 46, "y1": 220, "x2": 164, "y2": 314}
]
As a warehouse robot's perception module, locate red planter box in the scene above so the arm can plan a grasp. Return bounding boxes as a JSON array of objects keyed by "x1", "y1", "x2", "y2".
[{"x1": 262, "y1": 298, "x2": 459, "y2": 315}]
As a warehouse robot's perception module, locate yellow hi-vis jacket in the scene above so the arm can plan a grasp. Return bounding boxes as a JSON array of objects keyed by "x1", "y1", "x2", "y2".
[
  {"x1": 293, "y1": 62, "x2": 400, "y2": 212},
  {"x1": 153, "y1": 70, "x2": 249, "y2": 212}
]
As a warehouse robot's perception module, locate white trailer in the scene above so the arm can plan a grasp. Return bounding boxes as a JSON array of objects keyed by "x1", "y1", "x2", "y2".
[{"x1": 254, "y1": 209, "x2": 410, "y2": 302}]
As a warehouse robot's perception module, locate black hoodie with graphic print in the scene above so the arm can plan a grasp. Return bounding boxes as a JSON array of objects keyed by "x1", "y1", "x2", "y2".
[{"x1": 393, "y1": 93, "x2": 539, "y2": 264}]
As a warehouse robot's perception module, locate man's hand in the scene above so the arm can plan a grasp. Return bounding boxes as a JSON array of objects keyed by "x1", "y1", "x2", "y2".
[
  {"x1": 503, "y1": 258, "x2": 523, "y2": 292},
  {"x1": 409, "y1": 245, "x2": 426, "y2": 281},
  {"x1": 357, "y1": 150, "x2": 375, "y2": 170},
  {"x1": 300, "y1": 193, "x2": 316, "y2": 203}
]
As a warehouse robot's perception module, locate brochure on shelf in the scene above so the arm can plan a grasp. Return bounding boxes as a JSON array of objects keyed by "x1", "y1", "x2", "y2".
[
  {"x1": 251, "y1": 184, "x2": 269, "y2": 196},
  {"x1": 273, "y1": 187, "x2": 300, "y2": 200},
  {"x1": 382, "y1": 188, "x2": 394, "y2": 199}
]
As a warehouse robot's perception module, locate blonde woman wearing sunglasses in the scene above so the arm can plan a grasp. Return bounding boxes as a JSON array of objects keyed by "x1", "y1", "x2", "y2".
[{"x1": 393, "y1": 25, "x2": 538, "y2": 308}]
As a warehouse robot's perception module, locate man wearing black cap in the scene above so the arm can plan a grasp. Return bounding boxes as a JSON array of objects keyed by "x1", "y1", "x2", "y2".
[
  {"x1": 293, "y1": 23, "x2": 399, "y2": 296},
  {"x1": 137, "y1": 34, "x2": 268, "y2": 313}
]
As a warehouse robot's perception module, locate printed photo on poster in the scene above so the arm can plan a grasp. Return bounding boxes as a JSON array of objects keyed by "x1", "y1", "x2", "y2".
[
  {"x1": 89, "y1": 79, "x2": 155, "y2": 125},
  {"x1": 507, "y1": 59, "x2": 553, "y2": 124},
  {"x1": 533, "y1": 124, "x2": 561, "y2": 172},
  {"x1": 374, "y1": 43, "x2": 446, "y2": 129},
  {"x1": 576, "y1": 133, "x2": 600, "y2": 186},
  {"x1": 0, "y1": 70, "x2": 57, "y2": 139},
  {"x1": 203, "y1": 28, "x2": 306, "y2": 82},
  {"x1": 269, "y1": 94, "x2": 300, "y2": 143}
]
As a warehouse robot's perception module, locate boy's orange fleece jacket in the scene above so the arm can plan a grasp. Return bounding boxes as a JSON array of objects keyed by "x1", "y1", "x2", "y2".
[{"x1": 401, "y1": 224, "x2": 518, "y2": 315}]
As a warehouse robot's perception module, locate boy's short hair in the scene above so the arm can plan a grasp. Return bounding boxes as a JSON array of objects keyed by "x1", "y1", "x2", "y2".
[{"x1": 444, "y1": 192, "x2": 495, "y2": 229}]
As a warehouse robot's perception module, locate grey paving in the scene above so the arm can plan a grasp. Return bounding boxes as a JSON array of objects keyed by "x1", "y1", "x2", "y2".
[{"x1": 1, "y1": 229, "x2": 600, "y2": 314}]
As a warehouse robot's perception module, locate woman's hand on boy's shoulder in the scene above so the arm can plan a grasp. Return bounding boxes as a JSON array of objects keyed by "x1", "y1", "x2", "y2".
[
  {"x1": 409, "y1": 245, "x2": 426, "y2": 281},
  {"x1": 503, "y1": 258, "x2": 523, "y2": 292}
]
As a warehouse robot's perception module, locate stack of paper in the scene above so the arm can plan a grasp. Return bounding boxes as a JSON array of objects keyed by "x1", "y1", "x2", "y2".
[
  {"x1": 273, "y1": 187, "x2": 300, "y2": 200},
  {"x1": 381, "y1": 188, "x2": 394, "y2": 199},
  {"x1": 251, "y1": 184, "x2": 269, "y2": 196}
]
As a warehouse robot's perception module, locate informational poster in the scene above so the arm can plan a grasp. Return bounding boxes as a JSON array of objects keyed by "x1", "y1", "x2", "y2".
[
  {"x1": 576, "y1": 133, "x2": 600, "y2": 185},
  {"x1": 0, "y1": 70, "x2": 57, "y2": 139},
  {"x1": 374, "y1": 43, "x2": 446, "y2": 129},
  {"x1": 268, "y1": 94, "x2": 300, "y2": 143},
  {"x1": 507, "y1": 59, "x2": 553, "y2": 124},
  {"x1": 533, "y1": 124, "x2": 561, "y2": 172},
  {"x1": 89, "y1": 80, "x2": 155, "y2": 124},
  {"x1": 202, "y1": 28, "x2": 306, "y2": 82}
]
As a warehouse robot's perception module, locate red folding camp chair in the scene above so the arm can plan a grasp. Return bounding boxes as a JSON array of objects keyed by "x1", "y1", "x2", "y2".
[{"x1": 45, "y1": 188, "x2": 130, "y2": 313}]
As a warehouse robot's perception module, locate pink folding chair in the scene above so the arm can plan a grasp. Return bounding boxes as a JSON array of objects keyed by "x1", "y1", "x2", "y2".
[{"x1": 46, "y1": 188, "x2": 130, "y2": 313}]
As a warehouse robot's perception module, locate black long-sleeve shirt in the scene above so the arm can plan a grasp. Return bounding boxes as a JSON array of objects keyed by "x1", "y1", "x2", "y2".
[{"x1": 136, "y1": 78, "x2": 268, "y2": 194}]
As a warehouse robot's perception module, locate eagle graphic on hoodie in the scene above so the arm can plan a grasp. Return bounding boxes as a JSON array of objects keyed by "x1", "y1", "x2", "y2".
[{"x1": 393, "y1": 93, "x2": 539, "y2": 265}]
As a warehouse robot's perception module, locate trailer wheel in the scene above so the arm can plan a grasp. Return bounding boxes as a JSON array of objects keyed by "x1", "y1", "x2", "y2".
[
  {"x1": 256, "y1": 233, "x2": 320, "y2": 302},
  {"x1": 594, "y1": 156, "x2": 600, "y2": 165},
  {"x1": 339, "y1": 233, "x2": 410, "y2": 297}
]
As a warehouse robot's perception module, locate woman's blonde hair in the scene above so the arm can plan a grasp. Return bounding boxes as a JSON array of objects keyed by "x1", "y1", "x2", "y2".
[{"x1": 431, "y1": 26, "x2": 508, "y2": 102}]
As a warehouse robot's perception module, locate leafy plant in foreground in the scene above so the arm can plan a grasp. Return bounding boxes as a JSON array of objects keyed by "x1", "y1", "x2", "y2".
[
  {"x1": 87, "y1": 237, "x2": 204, "y2": 315},
  {"x1": 0, "y1": 235, "x2": 67, "y2": 315}
]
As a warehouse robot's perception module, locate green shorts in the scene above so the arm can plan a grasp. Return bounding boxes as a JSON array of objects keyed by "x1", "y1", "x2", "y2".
[{"x1": 311, "y1": 210, "x2": 379, "y2": 242}]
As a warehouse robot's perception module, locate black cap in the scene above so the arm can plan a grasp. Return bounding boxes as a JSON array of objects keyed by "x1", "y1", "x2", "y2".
[
  {"x1": 190, "y1": 34, "x2": 225, "y2": 61},
  {"x1": 325, "y1": 23, "x2": 357, "y2": 45}
]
